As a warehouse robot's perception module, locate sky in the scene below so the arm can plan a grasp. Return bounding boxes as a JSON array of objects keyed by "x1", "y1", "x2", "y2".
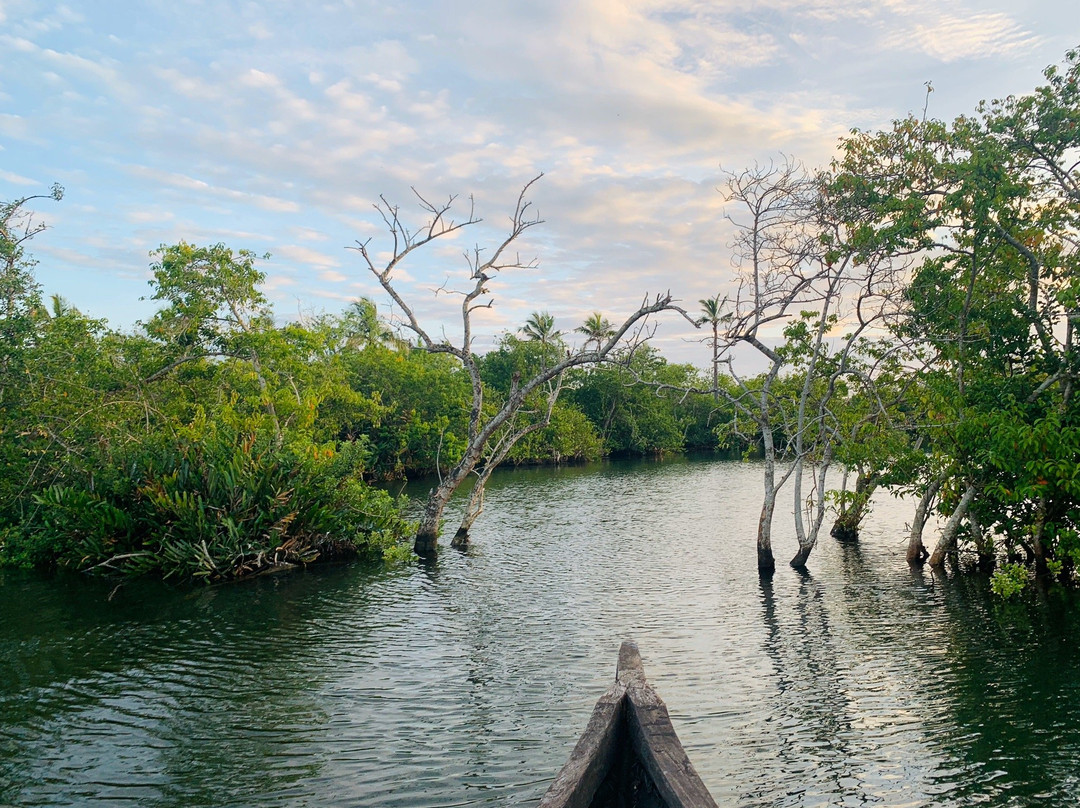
[{"x1": 2, "y1": 0, "x2": 1076, "y2": 366}]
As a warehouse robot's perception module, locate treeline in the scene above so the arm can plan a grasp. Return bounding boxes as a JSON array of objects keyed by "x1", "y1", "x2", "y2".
[
  {"x1": 4, "y1": 47, "x2": 1080, "y2": 592},
  {"x1": 0, "y1": 231, "x2": 727, "y2": 580},
  {"x1": 697, "y1": 48, "x2": 1080, "y2": 593}
]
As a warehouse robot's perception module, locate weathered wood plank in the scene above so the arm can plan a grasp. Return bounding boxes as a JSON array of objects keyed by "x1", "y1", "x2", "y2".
[
  {"x1": 618, "y1": 640, "x2": 645, "y2": 682},
  {"x1": 625, "y1": 676, "x2": 718, "y2": 808},
  {"x1": 537, "y1": 679, "x2": 627, "y2": 808}
]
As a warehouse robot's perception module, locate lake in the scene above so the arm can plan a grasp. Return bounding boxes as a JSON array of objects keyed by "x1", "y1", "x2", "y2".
[{"x1": 2, "y1": 456, "x2": 1079, "y2": 807}]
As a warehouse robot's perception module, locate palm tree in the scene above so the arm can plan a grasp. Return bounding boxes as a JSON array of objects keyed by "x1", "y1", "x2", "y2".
[
  {"x1": 520, "y1": 311, "x2": 562, "y2": 346},
  {"x1": 575, "y1": 311, "x2": 615, "y2": 351},
  {"x1": 34, "y1": 293, "x2": 78, "y2": 321},
  {"x1": 341, "y1": 298, "x2": 405, "y2": 349},
  {"x1": 699, "y1": 294, "x2": 724, "y2": 401}
]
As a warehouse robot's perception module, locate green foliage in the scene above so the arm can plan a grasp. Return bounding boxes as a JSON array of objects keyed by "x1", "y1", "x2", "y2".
[
  {"x1": 569, "y1": 348, "x2": 708, "y2": 455},
  {"x1": 575, "y1": 312, "x2": 615, "y2": 350},
  {"x1": 0, "y1": 235, "x2": 421, "y2": 582},
  {"x1": 519, "y1": 311, "x2": 563, "y2": 348},
  {"x1": 3, "y1": 422, "x2": 413, "y2": 580},
  {"x1": 505, "y1": 402, "x2": 603, "y2": 464},
  {"x1": 338, "y1": 344, "x2": 471, "y2": 477},
  {"x1": 991, "y1": 562, "x2": 1030, "y2": 598},
  {"x1": 144, "y1": 241, "x2": 271, "y2": 352},
  {"x1": 829, "y1": 45, "x2": 1080, "y2": 577}
]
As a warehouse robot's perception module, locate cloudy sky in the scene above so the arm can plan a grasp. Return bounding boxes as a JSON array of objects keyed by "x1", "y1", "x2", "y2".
[{"x1": 2, "y1": 0, "x2": 1075, "y2": 364}]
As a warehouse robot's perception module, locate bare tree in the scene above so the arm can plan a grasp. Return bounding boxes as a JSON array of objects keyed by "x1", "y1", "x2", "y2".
[
  {"x1": 452, "y1": 372, "x2": 564, "y2": 547},
  {"x1": 351, "y1": 176, "x2": 690, "y2": 555},
  {"x1": 698, "y1": 159, "x2": 904, "y2": 573},
  {"x1": 707, "y1": 160, "x2": 821, "y2": 575}
]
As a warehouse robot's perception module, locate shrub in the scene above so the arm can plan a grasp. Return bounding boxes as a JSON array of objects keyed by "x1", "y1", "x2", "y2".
[
  {"x1": 2, "y1": 426, "x2": 414, "y2": 581},
  {"x1": 990, "y1": 562, "x2": 1029, "y2": 598}
]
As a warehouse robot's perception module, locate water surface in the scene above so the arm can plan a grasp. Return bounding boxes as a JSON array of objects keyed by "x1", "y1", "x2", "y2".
[{"x1": 2, "y1": 457, "x2": 1079, "y2": 806}]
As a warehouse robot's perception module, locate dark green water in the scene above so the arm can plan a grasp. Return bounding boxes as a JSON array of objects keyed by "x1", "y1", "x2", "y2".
[{"x1": 2, "y1": 457, "x2": 1079, "y2": 807}]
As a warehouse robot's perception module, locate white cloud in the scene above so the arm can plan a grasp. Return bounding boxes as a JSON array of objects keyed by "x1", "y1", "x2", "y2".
[
  {"x1": 0, "y1": 169, "x2": 37, "y2": 185},
  {"x1": 124, "y1": 165, "x2": 300, "y2": 213},
  {"x1": 288, "y1": 226, "x2": 329, "y2": 242},
  {"x1": 887, "y1": 12, "x2": 1040, "y2": 62},
  {"x1": 248, "y1": 21, "x2": 273, "y2": 41},
  {"x1": 4, "y1": 0, "x2": 1067, "y2": 365},
  {"x1": 274, "y1": 244, "x2": 341, "y2": 268},
  {"x1": 126, "y1": 209, "x2": 175, "y2": 224},
  {"x1": 0, "y1": 113, "x2": 29, "y2": 140}
]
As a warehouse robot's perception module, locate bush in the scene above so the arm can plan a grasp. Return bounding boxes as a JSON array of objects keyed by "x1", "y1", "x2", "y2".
[
  {"x1": 990, "y1": 562, "x2": 1029, "y2": 598},
  {"x1": 1, "y1": 426, "x2": 414, "y2": 581}
]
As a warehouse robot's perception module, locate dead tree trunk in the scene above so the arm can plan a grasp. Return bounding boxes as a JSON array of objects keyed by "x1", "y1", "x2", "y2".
[
  {"x1": 757, "y1": 414, "x2": 780, "y2": 576},
  {"x1": 758, "y1": 495, "x2": 777, "y2": 576},
  {"x1": 415, "y1": 448, "x2": 482, "y2": 555},
  {"x1": 452, "y1": 377, "x2": 563, "y2": 549}
]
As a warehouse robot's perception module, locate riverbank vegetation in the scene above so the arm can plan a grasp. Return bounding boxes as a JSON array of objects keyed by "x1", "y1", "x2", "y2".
[
  {"x1": 0, "y1": 199, "x2": 722, "y2": 579},
  {"x1": 706, "y1": 49, "x2": 1080, "y2": 589},
  {"x1": 2, "y1": 47, "x2": 1078, "y2": 592}
]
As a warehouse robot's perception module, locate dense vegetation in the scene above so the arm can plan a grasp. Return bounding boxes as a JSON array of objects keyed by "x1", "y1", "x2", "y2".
[
  {"x1": 0, "y1": 216, "x2": 721, "y2": 580},
  {"x1": 826, "y1": 49, "x2": 1080, "y2": 594},
  {"x1": 2, "y1": 48, "x2": 1078, "y2": 593}
]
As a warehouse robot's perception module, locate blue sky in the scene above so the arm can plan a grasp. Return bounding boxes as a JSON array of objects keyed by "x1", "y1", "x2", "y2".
[{"x1": 2, "y1": 0, "x2": 1075, "y2": 363}]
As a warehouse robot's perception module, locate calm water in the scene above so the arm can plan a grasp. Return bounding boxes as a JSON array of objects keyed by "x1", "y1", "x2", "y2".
[{"x1": 2, "y1": 457, "x2": 1080, "y2": 807}]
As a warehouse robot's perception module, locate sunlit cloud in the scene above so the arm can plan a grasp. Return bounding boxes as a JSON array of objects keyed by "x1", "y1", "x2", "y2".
[
  {"x1": 2, "y1": 0, "x2": 1067, "y2": 364},
  {"x1": 273, "y1": 244, "x2": 342, "y2": 269},
  {"x1": 886, "y1": 13, "x2": 1040, "y2": 62}
]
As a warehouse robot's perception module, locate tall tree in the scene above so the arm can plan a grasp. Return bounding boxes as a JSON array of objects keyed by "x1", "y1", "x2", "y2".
[
  {"x1": 575, "y1": 312, "x2": 615, "y2": 352},
  {"x1": 352, "y1": 177, "x2": 690, "y2": 554},
  {"x1": 520, "y1": 311, "x2": 562, "y2": 346},
  {"x1": 1, "y1": 185, "x2": 64, "y2": 397},
  {"x1": 143, "y1": 242, "x2": 286, "y2": 445},
  {"x1": 698, "y1": 294, "x2": 724, "y2": 401},
  {"x1": 830, "y1": 47, "x2": 1080, "y2": 582}
]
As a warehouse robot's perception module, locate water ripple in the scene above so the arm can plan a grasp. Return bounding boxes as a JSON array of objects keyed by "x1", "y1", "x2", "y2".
[{"x1": 2, "y1": 458, "x2": 1080, "y2": 807}]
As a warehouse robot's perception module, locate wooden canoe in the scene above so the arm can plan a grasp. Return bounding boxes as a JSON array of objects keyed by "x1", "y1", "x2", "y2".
[{"x1": 538, "y1": 641, "x2": 719, "y2": 808}]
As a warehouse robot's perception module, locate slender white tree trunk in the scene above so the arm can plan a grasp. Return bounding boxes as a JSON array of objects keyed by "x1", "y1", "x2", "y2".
[
  {"x1": 758, "y1": 417, "x2": 777, "y2": 575},
  {"x1": 907, "y1": 473, "x2": 944, "y2": 564},
  {"x1": 928, "y1": 483, "x2": 976, "y2": 567}
]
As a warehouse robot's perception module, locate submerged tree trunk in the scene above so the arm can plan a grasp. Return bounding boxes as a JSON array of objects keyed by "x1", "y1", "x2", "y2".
[
  {"x1": 789, "y1": 533, "x2": 811, "y2": 569},
  {"x1": 830, "y1": 470, "x2": 880, "y2": 542},
  {"x1": 1031, "y1": 495, "x2": 1049, "y2": 576},
  {"x1": 791, "y1": 452, "x2": 833, "y2": 570},
  {"x1": 758, "y1": 417, "x2": 778, "y2": 577},
  {"x1": 928, "y1": 483, "x2": 977, "y2": 567},
  {"x1": 452, "y1": 377, "x2": 563, "y2": 550},
  {"x1": 907, "y1": 473, "x2": 944, "y2": 564},
  {"x1": 758, "y1": 495, "x2": 776, "y2": 576},
  {"x1": 451, "y1": 478, "x2": 485, "y2": 549},
  {"x1": 451, "y1": 464, "x2": 495, "y2": 549},
  {"x1": 414, "y1": 450, "x2": 481, "y2": 555}
]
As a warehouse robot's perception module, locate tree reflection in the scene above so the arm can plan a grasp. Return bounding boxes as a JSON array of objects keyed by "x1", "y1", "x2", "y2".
[{"x1": 749, "y1": 574, "x2": 866, "y2": 807}]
